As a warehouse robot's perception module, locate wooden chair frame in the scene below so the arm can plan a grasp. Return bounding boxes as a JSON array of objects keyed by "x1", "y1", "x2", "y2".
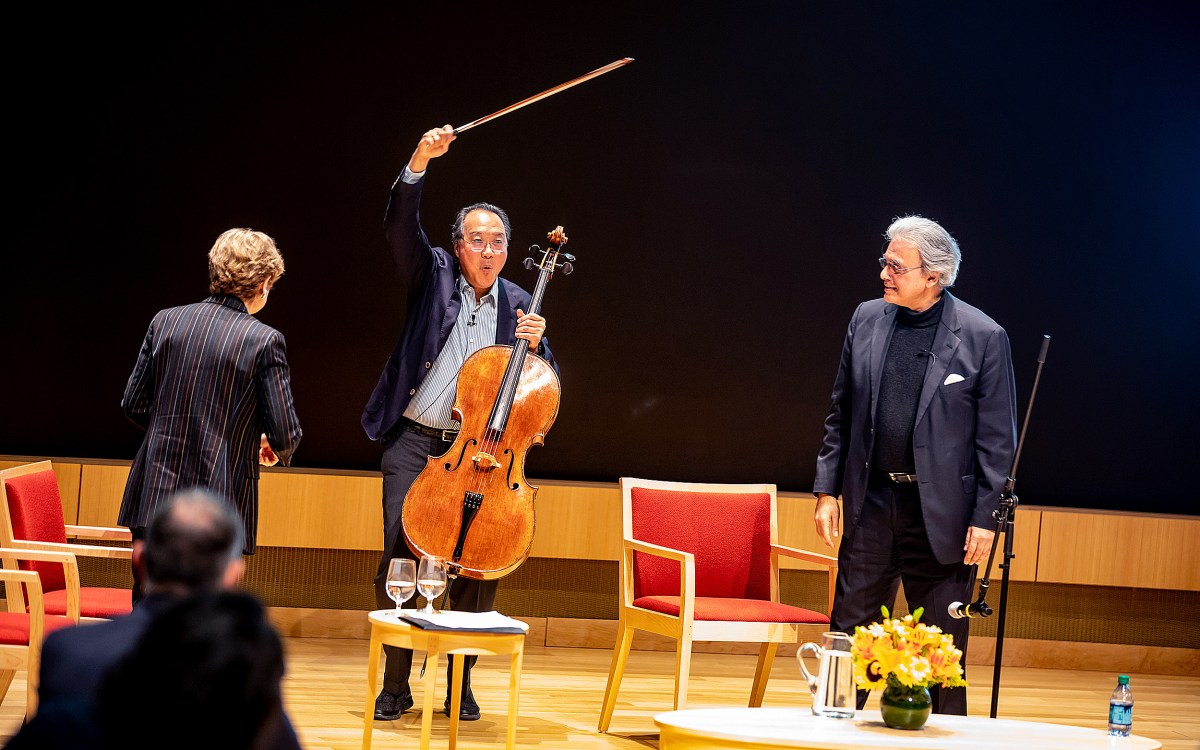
[
  {"x1": 598, "y1": 477, "x2": 838, "y2": 732},
  {"x1": 0, "y1": 547, "x2": 81, "y2": 719},
  {"x1": 0, "y1": 461, "x2": 131, "y2": 621}
]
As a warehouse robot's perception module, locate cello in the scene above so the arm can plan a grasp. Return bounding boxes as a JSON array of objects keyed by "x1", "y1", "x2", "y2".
[{"x1": 400, "y1": 227, "x2": 573, "y2": 580}]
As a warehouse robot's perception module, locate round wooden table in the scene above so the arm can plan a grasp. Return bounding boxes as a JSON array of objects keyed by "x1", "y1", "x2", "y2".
[
  {"x1": 362, "y1": 609, "x2": 525, "y2": 750},
  {"x1": 654, "y1": 707, "x2": 1162, "y2": 749}
]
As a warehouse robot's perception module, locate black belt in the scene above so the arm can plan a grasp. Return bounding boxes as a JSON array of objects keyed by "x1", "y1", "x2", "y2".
[
  {"x1": 400, "y1": 418, "x2": 458, "y2": 442},
  {"x1": 871, "y1": 468, "x2": 919, "y2": 485}
]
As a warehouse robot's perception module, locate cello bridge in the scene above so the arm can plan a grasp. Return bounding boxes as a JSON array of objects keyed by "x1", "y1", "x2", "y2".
[{"x1": 472, "y1": 452, "x2": 501, "y2": 471}]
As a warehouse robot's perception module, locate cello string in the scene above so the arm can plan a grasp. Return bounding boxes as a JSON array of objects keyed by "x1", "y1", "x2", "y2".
[{"x1": 469, "y1": 243, "x2": 553, "y2": 495}]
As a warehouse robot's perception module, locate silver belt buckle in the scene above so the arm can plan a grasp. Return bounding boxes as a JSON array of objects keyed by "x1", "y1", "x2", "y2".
[
  {"x1": 888, "y1": 472, "x2": 915, "y2": 484},
  {"x1": 440, "y1": 429, "x2": 457, "y2": 442}
]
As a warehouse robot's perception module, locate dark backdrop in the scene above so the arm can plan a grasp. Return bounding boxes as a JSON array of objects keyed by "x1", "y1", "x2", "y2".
[{"x1": 5, "y1": 2, "x2": 1197, "y2": 515}]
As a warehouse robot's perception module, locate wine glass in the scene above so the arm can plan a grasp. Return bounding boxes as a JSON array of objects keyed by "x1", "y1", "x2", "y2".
[
  {"x1": 385, "y1": 558, "x2": 416, "y2": 617},
  {"x1": 416, "y1": 555, "x2": 448, "y2": 614}
]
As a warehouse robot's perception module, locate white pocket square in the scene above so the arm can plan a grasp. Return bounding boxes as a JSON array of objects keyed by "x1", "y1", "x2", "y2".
[{"x1": 943, "y1": 373, "x2": 965, "y2": 386}]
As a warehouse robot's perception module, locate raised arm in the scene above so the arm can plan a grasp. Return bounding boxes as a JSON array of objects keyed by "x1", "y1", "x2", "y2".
[{"x1": 383, "y1": 126, "x2": 457, "y2": 287}]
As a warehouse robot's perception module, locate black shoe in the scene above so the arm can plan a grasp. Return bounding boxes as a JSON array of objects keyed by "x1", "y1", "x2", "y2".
[
  {"x1": 443, "y1": 688, "x2": 481, "y2": 721},
  {"x1": 374, "y1": 689, "x2": 414, "y2": 720}
]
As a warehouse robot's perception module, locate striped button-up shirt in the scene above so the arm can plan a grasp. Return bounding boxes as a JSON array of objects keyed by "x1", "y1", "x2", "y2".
[{"x1": 402, "y1": 276, "x2": 498, "y2": 429}]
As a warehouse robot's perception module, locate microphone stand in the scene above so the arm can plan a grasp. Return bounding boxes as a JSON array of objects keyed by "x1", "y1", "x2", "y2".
[{"x1": 960, "y1": 334, "x2": 1050, "y2": 719}]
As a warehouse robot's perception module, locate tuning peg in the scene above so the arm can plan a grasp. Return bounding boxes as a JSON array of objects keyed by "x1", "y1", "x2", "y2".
[
  {"x1": 522, "y1": 257, "x2": 537, "y2": 270},
  {"x1": 559, "y1": 261, "x2": 574, "y2": 276}
]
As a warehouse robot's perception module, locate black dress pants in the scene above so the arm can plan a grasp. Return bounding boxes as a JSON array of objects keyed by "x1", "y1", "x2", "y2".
[
  {"x1": 375, "y1": 428, "x2": 499, "y2": 698},
  {"x1": 829, "y1": 480, "x2": 975, "y2": 715}
]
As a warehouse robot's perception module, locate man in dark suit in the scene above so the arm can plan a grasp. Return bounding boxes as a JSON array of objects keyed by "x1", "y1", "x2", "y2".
[
  {"x1": 23, "y1": 490, "x2": 300, "y2": 749},
  {"x1": 813, "y1": 215, "x2": 1017, "y2": 715},
  {"x1": 362, "y1": 126, "x2": 557, "y2": 722},
  {"x1": 119, "y1": 228, "x2": 302, "y2": 597}
]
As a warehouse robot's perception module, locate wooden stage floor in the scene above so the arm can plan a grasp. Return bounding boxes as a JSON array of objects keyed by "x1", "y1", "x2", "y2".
[{"x1": 3, "y1": 638, "x2": 1198, "y2": 748}]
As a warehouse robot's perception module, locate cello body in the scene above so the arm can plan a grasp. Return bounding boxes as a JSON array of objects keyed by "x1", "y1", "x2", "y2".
[{"x1": 401, "y1": 342, "x2": 560, "y2": 579}]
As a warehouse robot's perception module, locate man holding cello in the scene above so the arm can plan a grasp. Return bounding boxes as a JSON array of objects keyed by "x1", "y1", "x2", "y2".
[{"x1": 361, "y1": 126, "x2": 556, "y2": 722}]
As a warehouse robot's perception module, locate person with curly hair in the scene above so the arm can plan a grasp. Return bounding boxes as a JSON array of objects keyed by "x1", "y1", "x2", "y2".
[{"x1": 119, "y1": 228, "x2": 302, "y2": 600}]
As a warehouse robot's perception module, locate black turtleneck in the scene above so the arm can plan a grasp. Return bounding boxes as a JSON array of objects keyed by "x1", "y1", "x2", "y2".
[{"x1": 872, "y1": 295, "x2": 945, "y2": 473}]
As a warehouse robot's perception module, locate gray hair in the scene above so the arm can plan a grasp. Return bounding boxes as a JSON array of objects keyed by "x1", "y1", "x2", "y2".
[
  {"x1": 450, "y1": 202, "x2": 511, "y2": 246},
  {"x1": 885, "y1": 215, "x2": 961, "y2": 287}
]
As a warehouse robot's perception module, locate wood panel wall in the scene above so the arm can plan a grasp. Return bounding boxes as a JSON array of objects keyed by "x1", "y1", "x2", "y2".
[
  {"x1": 1035, "y1": 509, "x2": 1200, "y2": 591},
  {"x1": 2, "y1": 456, "x2": 1196, "y2": 591}
]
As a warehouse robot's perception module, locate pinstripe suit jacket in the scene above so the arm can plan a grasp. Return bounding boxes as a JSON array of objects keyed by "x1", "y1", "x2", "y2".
[{"x1": 119, "y1": 295, "x2": 302, "y2": 552}]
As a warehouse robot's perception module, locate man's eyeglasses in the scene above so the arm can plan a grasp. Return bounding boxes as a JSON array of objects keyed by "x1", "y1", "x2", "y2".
[
  {"x1": 878, "y1": 257, "x2": 922, "y2": 275},
  {"x1": 463, "y1": 238, "x2": 508, "y2": 254}
]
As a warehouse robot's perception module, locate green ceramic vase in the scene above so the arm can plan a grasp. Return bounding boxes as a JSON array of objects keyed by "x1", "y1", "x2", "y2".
[{"x1": 880, "y1": 684, "x2": 932, "y2": 730}]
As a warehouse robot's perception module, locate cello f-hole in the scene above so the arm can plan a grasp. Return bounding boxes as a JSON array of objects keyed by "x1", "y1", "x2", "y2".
[
  {"x1": 503, "y1": 448, "x2": 519, "y2": 490},
  {"x1": 444, "y1": 438, "x2": 477, "y2": 471}
]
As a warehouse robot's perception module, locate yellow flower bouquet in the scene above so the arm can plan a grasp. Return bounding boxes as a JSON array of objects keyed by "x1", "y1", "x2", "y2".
[{"x1": 851, "y1": 606, "x2": 967, "y2": 729}]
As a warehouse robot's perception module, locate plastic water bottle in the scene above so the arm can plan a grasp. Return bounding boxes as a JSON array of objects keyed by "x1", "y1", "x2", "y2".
[{"x1": 1108, "y1": 674, "x2": 1133, "y2": 737}]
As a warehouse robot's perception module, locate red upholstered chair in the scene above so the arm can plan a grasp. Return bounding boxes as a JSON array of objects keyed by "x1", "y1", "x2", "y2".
[
  {"x1": 0, "y1": 461, "x2": 133, "y2": 620},
  {"x1": 597, "y1": 478, "x2": 838, "y2": 731},
  {"x1": 0, "y1": 548, "x2": 81, "y2": 718}
]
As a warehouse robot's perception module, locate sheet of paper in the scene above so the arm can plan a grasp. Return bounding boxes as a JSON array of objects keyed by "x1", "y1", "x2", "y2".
[{"x1": 404, "y1": 610, "x2": 529, "y2": 632}]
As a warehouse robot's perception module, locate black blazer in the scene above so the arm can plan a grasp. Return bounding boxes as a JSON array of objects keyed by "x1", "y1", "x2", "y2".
[
  {"x1": 119, "y1": 295, "x2": 302, "y2": 552},
  {"x1": 814, "y1": 292, "x2": 1017, "y2": 564},
  {"x1": 32, "y1": 595, "x2": 301, "y2": 750},
  {"x1": 39, "y1": 595, "x2": 166, "y2": 705}
]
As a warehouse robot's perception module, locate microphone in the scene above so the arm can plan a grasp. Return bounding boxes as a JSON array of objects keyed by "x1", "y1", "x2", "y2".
[
  {"x1": 468, "y1": 311, "x2": 477, "y2": 327},
  {"x1": 948, "y1": 600, "x2": 992, "y2": 620}
]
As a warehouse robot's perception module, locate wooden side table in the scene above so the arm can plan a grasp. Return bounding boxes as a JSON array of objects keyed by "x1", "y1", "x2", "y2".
[{"x1": 362, "y1": 610, "x2": 526, "y2": 750}]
